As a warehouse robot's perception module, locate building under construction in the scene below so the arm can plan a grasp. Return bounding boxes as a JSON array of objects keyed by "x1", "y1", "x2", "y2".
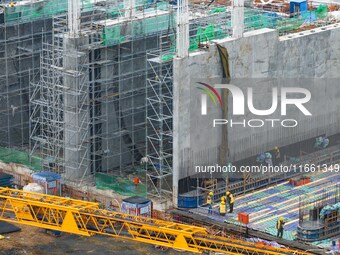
[{"x1": 1, "y1": 0, "x2": 340, "y2": 252}]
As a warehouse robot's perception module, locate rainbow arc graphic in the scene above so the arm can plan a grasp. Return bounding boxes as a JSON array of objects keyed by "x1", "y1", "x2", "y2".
[{"x1": 196, "y1": 82, "x2": 222, "y2": 115}]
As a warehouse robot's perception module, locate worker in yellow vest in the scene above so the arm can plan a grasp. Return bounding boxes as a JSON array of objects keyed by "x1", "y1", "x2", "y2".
[
  {"x1": 226, "y1": 191, "x2": 234, "y2": 213},
  {"x1": 276, "y1": 217, "x2": 285, "y2": 238},
  {"x1": 207, "y1": 191, "x2": 213, "y2": 215},
  {"x1": 219, "y1": 200, "x2": 226, "y2": 216}
]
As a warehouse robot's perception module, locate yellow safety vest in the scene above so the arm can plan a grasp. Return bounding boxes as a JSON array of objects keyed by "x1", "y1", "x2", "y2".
[
  {"x1": 220, "y1": 204, "x2": 226, "y2": 214},
  {"x1": 227, "y1": 194, "x2": 234, "y2": 204},
  {"x1": 229, "y1": 194, "x2": 234, "y2": 204},
  {"x1": 277, "y1": 220, "x2": 285, "y2": 230},
  {"x1": 207, "y1": 196, "x2": 212, "y2": 205}
]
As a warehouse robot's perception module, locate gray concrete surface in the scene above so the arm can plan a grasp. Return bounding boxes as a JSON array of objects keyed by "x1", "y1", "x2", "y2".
[
  {"x1": 63, "y1": 35, "x2": 90, "y2": 180},
  {"x1": 173, "y1": 26, "x2": 340, "y2": 203}
]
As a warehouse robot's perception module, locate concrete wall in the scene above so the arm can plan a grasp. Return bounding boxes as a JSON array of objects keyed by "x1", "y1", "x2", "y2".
[{"x1": 173, "y1": 25, "x2": 340, "y2": 193}]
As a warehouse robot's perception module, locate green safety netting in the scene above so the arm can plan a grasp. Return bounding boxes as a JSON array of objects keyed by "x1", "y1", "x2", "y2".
[
  {"x1": 277, "y1": 15, "x2": 305, "y2": 33},
  {"x1": 3, "y1": 0, "x2": 330, "y2": 46},
  {"x1": 95, "y1": 172, "x2": 146, "y2": 196},
  {"x1": 315, "y1": 5, "x2": 328, "y2": 19},
  {"x1": 106, "y1": 3, "x2": 124, "y2": 19},
  {"x1": 161, "y1": 54, "x2": 174, "y2": 61},
  {"x1": 209, "y1": 7, "x2": 226, "y2": 14},
  {"x1": 4, "y1": 0, "x2": 94, "y2": 23},
  {"x1": 102, "y1": 12, "x2": 175, "y2": 46},
  {"x1": 102, "y1": 27, "x2": 125, "y2": 46},
  {"x1": 245, "y1": 13, "x2": 277, "y2": 29},
  {"x1": 0, "y1": 147, "x2": 42, "y2": 171},
  {"x1": 189, "y1": 24, "x2": 227, "y2": 51}
]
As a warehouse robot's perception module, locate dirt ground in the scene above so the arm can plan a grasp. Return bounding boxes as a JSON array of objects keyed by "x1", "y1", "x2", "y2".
[{"x1": 0, "y1": 224, "x2": 187, "y2": 255}]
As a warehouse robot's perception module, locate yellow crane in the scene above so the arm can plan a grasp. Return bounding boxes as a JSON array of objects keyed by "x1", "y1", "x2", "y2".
[{"x1": 0, "y1": 187, "x2": 311, "y2": 255}]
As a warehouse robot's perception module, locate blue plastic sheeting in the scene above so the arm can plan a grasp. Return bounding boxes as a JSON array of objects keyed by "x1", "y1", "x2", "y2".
[
  {"x1": 320, "y1": 203, "x2": 340, "y2": 220},
  {"x1": 32, "y1": 171, "x2": 61, "y2": 182},
  {"x1": 0, "y1": 172, "x2": 13, "y2": 187},
  {"x1": 304, "y1": 11, "x2": 317, "y2": 22},
  {"x1": 290, "y1": 0, "x2": 308, "y2": 14}
]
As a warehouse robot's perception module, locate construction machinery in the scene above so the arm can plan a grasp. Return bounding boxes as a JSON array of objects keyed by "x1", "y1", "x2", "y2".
[{"x1": 0, "y1": 187, "x2": 313, "y2": 255}]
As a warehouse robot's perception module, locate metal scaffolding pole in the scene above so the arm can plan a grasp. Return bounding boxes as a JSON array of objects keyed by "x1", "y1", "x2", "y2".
[{"x1": 146, "y1": 49, "x2": 174, "y2": 202}]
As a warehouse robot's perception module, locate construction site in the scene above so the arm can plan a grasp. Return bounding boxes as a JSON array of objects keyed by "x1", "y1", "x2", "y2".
[{"x1": 0, "y1": 0, "x2": 340, "y2": 252}]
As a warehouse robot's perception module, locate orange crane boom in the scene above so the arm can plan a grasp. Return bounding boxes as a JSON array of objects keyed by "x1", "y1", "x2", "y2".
[{"x1": 0, "y1": 187, "x2": 312, "y2": 255}]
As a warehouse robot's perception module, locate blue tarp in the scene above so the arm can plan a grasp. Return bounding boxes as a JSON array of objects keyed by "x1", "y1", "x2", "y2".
[
  {"x1": 32, "y1": 171, "x2": 61, "y2": 182},
  {"x1": 320, "y1": 202, "x2": 340, "y2": 220},
  {"x1": 304, "y1": 11, "x2": 317, "y2": 22},
  {"x1": 290, "y1": 0, "x2": 308, "y2": 14}
]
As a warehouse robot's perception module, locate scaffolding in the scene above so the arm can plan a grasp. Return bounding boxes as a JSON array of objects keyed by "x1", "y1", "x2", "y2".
[
  {"x1": 88, "y1": 5, "x2": 177, "y2": 177},
  {"x1": 0, "y1": 5, "x2": 52, "y2": 150},
  {"x1": 29, "y1": 2, "x2": 179, "y2": 184},
  {"x1": 2, "y1": 0, "x2": 336, "y2": 194},
  {"x1": 146, "y1": 49, "x2": 174, "y2": 200}
]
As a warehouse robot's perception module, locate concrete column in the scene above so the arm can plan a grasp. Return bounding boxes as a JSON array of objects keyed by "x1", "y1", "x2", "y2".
[
  {"x1": 172, "y1": 57, "x2": 191, "y2": 207},
  {"x1": 63, "y1": 35, "x2": 90, "y2": 180},
  {"x1": 68, "y1": 0, "x2": 80, "y2": 36},
  {"x1": 124, "y1": 0, "x2": 136, "y2": 18},
  {"x1": 176, "y1": 0, "x2": 189, "y2": 58},
  {"x1": 232, "y1": 0, "x2": 244, "y2": 38}
]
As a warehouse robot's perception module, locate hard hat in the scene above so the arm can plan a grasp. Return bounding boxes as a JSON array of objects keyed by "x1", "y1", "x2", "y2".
[
  {"x1": 221, "y1": 201, "x2": 225, "y2": 205},
  {"x1": 226, "y1": 191, "x2": 230, "y2": 195},
  {"x1": 221, "y1": 197, "x2": 225, "y2": 201},
  {"x1": 280, "y1": 217, "x2": 284, "y2": 221},
  {"x1": 274, "y1": 146, "x2": 279, "y2": 150},
  {"x1": 209, "y1": 192, "x2": 213, "y2": 196}
]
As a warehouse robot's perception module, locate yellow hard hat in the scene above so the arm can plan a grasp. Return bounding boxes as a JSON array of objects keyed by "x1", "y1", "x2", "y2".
[
  {"x1": 280, "y1": 217, "x2": 284, "y2": 221},
  {"x1": 221, "y1": 197, "x2": 225, "y2": 201},
  {"x1": 274, "y1": 146, "x2": 279, "y2": 150},
  {"x1": 221, "y1": 201, "x2": 225, "y2": 205},
  {"x1": 209, "y1": 192, "x2": 213, "y2": 196},
  {"x1": 226, "y1": 191, "x2": 230, "y2": 195}
]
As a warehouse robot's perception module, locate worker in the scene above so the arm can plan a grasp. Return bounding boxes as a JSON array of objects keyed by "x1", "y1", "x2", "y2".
[
  {"x1": 225, "y1": 191, "x2": 234, "y2": 213},
  {"x1": 274, "y1": 146, "x2": 280, "y2": 159},
  {"x1": 207, "y1": 191, "x2": 213, "y2": 215},
  {"x1": 273, "y1": 146, "x2": 281, "y2": 166},
  {"x1": 264, "y1": 152, "x2": 273, "y2": 166},
  {"x1": 276, "y1": 217, "x2": 285, "y2": 238},
  {"x1": 219, "y1": 200, "x2": 226, "y2": 216},
  {"x1": 133, "y1": 177, "x2": 140, "y2": 187},
  {"x1": 221, "y1": 195, "x2": 226, "y2": 202},
  {"x1": 220, "y1": 195, "x2": 227, "y2": 212}
]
